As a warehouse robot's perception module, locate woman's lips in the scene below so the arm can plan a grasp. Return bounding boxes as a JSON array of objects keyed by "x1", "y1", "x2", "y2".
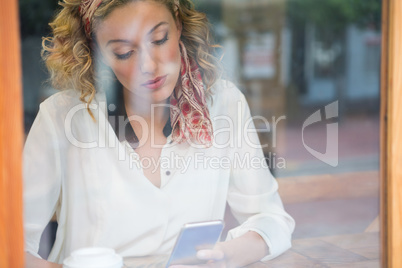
[{"x1": 142, "y1": 75, "x2": 167, "y2": 90}]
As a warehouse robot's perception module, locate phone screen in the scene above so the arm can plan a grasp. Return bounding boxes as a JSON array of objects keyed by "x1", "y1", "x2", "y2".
[{"x1": 166, "y1": 220, "x2": 224, "y2": 267}]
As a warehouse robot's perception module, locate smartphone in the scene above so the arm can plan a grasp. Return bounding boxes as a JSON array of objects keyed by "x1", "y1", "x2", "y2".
[{"x1": 165, "y1": 220, "x2": 224, "y2": 267}]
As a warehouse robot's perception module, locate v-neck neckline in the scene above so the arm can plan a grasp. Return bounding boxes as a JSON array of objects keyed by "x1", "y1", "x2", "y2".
[
  {"x1": 97, "y1": 88, "x2": 173, "y2": 150},
  {"x1": 94, "y1": 89, "x2": 175, "y2": 190}
]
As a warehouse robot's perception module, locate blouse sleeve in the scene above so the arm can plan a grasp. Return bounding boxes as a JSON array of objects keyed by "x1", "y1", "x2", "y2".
[
  {"x1": 225, "y1": 90, "x2": 295, "y2": 261},
  {"x1": 23, "y1": 103, "x2": 62, "y2": 258}
]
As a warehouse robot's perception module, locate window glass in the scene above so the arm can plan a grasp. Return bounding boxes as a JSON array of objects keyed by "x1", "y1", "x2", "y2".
[
  {"x1": 21, "y1": 0, "x2": 381, "y2": 265},
  {"x1": 196, "y1": 0, "x2": 381, "y2": 264}
]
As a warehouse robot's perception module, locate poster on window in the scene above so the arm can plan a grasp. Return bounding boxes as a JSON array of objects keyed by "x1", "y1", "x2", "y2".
[{"x1": 243, "y1": 32, "x2": 276, "y2": 80}]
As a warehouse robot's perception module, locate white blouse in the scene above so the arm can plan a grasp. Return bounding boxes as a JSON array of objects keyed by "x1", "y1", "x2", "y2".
[{"x1": 23, "y1": 80, "x2": 295, "y2": 264}]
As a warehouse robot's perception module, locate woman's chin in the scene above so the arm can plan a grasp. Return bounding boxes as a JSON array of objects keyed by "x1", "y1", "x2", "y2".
[{"x1": 128, "y1": 90, "x2": 172, "y2": 106}]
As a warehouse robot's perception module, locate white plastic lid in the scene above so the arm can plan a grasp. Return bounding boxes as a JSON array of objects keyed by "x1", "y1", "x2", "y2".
[{"x1": 63, "y1": 247, "x2": 123, "y2": 268}]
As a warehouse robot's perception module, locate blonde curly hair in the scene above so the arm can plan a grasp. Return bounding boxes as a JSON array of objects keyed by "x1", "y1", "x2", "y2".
[{"x1": 42, "y1": 0, "x2": 221, "y2": 120}]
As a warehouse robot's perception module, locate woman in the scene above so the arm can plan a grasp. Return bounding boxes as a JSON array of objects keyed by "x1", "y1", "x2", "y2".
[{"x1": 23, "y1": 0, "x2": 295, "y2": 267}]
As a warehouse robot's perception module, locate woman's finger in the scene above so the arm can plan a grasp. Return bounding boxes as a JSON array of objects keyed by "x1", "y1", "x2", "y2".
[{"x1": 196, "y1": 249, "x2": 225, "y2": 260}]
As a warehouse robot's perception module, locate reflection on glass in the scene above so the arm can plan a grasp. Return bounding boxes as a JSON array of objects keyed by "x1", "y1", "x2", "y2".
[
  {"x1": 199, "y1": 0, "x2": 381, "y2": 265},
  {"x1": 21, "y1": 0, "x2": 381, "y2": 266}
]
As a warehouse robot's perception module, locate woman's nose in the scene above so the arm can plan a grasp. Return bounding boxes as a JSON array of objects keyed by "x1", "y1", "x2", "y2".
[{"x1": 139, "y1": 49, "x2": 156, "y2": 74}]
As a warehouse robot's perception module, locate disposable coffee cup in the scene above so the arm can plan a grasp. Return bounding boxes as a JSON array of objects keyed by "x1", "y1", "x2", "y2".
[{"x1": 63, "y1": 247, "x2": 123, "y2": 268}]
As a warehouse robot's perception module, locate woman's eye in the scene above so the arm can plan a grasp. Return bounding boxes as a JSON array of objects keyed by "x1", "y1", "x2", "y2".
[
  {"x1": 153, "y1": 33, "x2": 169, "y2": 45},
  {"x1": 114, "y1": 51, "x2": 134, "y2": 60}
]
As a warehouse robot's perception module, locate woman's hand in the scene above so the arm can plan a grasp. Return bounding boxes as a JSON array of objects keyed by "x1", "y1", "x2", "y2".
[
  {"x1": 169, "y1": 243, "x2": 229, "y2": 268},
  {"x1": 25, "y1": 252, "x2": 62, "y2": 268},
  {"x1": 169, "y1": 231, "x2": 269, "y2": 268}
]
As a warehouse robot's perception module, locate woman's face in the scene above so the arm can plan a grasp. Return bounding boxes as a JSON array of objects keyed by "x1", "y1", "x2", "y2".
[{"x1": 95, "y1": 1, "x2": 182, "y2": 104}]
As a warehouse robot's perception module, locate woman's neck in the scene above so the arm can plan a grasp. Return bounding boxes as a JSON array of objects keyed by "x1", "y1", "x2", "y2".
[{"x1": 123, "y1": 88, "x2": 170, "y2": 138}]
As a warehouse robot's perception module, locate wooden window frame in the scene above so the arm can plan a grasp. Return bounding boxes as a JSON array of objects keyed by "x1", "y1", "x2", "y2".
[
  {"x1": 0, "y1": 0, "x2": 24, "y2": 267},
  {"x1": 381, "y1": 0, "x2": 402, "y2": 267}
]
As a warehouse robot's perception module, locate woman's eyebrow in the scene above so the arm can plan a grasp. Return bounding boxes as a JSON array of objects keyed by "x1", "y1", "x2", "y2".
[
  {"x1": 148, "y1": 21, "x2": 168, "y2": 35},
  {"x1": 106, "y1": 39, "x2": 131, "y2": 47},
  {"x1": 106, "y1": 21, "x2": 168, "y2": 47}
]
